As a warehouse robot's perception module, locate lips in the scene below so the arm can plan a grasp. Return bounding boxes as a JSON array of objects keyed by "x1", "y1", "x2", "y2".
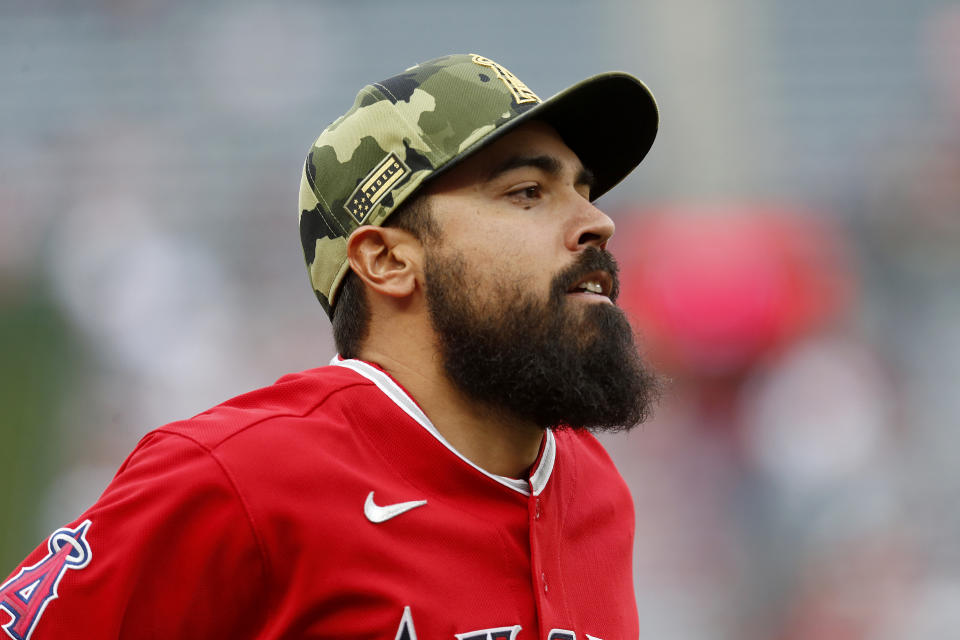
[
  {"x1": 567, "y1": 270, "x2": 614, "y2": 298},
  {"x1": 551, "y1": 247, "x2": 622, "y2": 304}
]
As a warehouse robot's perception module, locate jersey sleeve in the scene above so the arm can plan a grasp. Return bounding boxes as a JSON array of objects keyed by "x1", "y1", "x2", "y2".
[{"x1": 0, "y1": 431, "x2": 269, "y2": 640}]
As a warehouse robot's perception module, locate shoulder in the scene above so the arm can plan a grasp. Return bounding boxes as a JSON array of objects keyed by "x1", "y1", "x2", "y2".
[
  {"x1": 150, "y1": 363, "x2": 382, "y2": 451},
  {"x1": 90, "y1": 362, "x2": 399, "y2": 572},
  {"x1": 110, "y1": 363, "x2": 399, "y2": 502},
  {"x1": 117, "y1": 360, "x2": 417, "y2": 513}
]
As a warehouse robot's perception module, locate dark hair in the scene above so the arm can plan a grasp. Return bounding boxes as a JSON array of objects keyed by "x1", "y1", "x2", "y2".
[{"x1": 331, "y1": 195, "x2": 438, "y2": 358}]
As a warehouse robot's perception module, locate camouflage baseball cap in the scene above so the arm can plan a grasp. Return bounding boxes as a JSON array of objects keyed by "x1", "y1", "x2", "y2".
[{"x1": 299, "y1": 53, "x2": 658, "y2": 317}]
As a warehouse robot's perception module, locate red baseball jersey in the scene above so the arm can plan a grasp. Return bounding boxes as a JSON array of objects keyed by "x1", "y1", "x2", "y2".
[{"x1": 1, "y1": 358, "x2": 639, "y2": 639}]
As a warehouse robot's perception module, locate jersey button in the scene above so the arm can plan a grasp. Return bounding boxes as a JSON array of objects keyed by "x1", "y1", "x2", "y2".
[
  {"x1": 534, "y1": 498, "x2": 542, "y2": 520},
  {"x1": 542, "y1": 572, "x2": 548, "y2": 593}
]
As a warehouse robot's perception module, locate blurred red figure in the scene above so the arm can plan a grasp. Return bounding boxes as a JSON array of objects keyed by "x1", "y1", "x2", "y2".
[
  {"x1": 616, "y1": 204, "x2": 853, "y2": 381},
  {"x1": 609, "y1": 204, "x2": 907, "y2": 640}
]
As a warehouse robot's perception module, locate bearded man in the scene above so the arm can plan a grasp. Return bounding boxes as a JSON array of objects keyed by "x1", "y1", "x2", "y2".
[{"x1": 2, "y1": 54, "x2": 660, "y2": 639}]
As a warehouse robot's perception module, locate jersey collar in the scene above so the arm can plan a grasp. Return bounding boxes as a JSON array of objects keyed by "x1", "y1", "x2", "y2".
[{"x1": 331, "y1": 356, "x2": 556, "y2": 497}]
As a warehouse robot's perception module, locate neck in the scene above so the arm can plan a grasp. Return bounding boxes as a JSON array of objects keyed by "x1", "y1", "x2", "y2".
[{"x1": 357, "y1": 342, "x2": 545, "y2": 480}]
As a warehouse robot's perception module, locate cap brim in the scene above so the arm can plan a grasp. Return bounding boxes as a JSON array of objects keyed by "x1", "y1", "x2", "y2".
[
  {"x1": 426, "y1": 72, "x2": 658, "y2": 201},
  {"x1": 533, "y1": 72, "x2": 659, "y2": 200}
]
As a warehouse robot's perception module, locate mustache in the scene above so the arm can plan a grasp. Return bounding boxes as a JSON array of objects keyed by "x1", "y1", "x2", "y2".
[{"x1": 550, "y1": 246, "x2": 621, "y2": 303}]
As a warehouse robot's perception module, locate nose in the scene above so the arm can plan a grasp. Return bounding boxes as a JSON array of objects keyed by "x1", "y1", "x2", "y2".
[{"x1": 565, "y1": 198, "x2": 616, "y2": 251}]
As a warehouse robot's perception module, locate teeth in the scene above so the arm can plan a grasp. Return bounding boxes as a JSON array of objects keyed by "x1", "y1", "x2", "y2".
[{"x1": 579, "y1": 281, "x2": 603, "y2": 294}]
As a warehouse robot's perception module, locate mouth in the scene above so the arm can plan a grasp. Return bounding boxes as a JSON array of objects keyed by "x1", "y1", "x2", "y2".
[{"x1": 566, "y1": 270, "x2": 614, "y2": 302}]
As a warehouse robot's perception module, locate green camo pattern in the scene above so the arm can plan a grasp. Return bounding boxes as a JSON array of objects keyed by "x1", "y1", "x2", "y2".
[{"x1": 298, "y1": 54, "x2": 543, "y2": 317}]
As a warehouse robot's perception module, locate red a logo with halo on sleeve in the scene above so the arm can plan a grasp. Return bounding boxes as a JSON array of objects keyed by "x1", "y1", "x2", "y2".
[{"x1": 0, "y1": 520, "x2": 93, "y2": 640}]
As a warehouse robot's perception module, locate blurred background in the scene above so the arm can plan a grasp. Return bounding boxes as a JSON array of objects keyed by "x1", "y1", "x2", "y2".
[{"x1": 1, "y1": 0, "x2": 958, "y2": 637}]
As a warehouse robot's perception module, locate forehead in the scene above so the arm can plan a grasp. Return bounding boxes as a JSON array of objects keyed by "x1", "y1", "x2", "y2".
[{"x1": 424, "y1": 121, "x2": 585, "y2": 193}]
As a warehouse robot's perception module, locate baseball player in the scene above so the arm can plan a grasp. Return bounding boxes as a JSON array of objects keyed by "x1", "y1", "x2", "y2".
[{"x1": 1, "y1": 54, "x2": 659, "y2": 639}]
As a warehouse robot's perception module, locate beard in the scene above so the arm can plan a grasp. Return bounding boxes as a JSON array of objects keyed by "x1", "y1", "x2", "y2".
[{"x1": 424, "y1": 245, "x2": 660, "y2": 432}]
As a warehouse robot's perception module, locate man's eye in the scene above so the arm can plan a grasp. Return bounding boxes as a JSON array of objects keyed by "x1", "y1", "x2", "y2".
[{"x1": 511, "y1": 185, "x2": 541, "y2": 200}]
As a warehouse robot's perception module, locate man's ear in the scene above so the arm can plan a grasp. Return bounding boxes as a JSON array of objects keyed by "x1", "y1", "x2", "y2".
[{"x1": 346, "y1": 225, "x2": 422, "y2": 300}]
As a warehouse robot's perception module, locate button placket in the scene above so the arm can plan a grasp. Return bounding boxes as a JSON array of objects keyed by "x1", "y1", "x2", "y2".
[{"x1": 529, "y1": 493, "x2": 549, "y2": 605}]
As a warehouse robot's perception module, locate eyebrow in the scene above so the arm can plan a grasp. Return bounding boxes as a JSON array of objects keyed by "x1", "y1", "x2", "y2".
[{"x1": 485, "y1": 154, "x2": 596, "y2": 192}]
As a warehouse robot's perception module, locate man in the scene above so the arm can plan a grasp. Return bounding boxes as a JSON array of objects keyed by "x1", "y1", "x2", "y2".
[{"x1": 1, "y1": 54, "x2": 659, "y2": 639}]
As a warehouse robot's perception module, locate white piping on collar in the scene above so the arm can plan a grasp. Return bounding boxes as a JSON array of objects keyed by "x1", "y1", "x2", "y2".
[{"x1": 331, "y1": 356, "x2": 555, "y2": 497}]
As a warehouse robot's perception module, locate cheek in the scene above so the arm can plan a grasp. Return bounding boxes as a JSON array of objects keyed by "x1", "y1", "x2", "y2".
[{"x1": 440, "y1": 213, "x2": 564, "y2": 289}]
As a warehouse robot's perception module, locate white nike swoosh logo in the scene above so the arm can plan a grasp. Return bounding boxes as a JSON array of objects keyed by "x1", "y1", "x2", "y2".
[{"x1": 364, "y1": 491, "x2": 427, "y2": 523}]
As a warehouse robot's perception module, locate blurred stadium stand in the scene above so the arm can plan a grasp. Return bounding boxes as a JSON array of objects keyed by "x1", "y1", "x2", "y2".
[{"x1": 2, "y1": 1, "x2": 958, "y2": 637}]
